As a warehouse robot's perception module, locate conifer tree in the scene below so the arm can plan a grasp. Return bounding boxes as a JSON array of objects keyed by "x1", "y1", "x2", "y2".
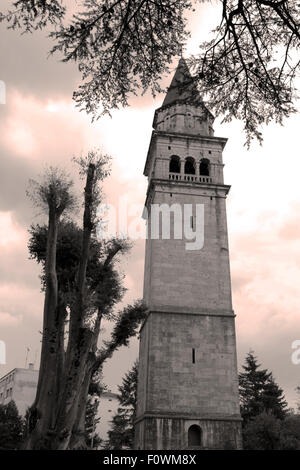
[
  {"x1": 85, "y1": 397, "x2": 102, "y2": 449},
  {"x1": 239, "y1": 351, "x2": 287, "y2": 425},
  {"x1": 0, "y1": 401, "x2": 24, "y2": 450},
  {"x1": 106, "y1": 361, "x2": 138, "y2": 449}
]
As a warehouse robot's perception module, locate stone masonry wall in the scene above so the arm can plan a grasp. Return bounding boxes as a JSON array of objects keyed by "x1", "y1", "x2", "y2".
[
  {"x1": 137, "y1": 312, "x2": 240, "y2": 419},
  {"x1": 135, "y1": 417, "x2": 242, "y2": 450}
]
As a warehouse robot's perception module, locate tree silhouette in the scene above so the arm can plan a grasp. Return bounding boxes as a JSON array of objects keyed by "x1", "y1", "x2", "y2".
[
  {"x1": 239, "y1": 351, "x2": 287, "y2": 425},
  {"x1": 0, "y1": 401, "x2": 24, "y2": 450},
  {"x1": 106, "y1": 361, "x2": 138, "y2": 449},
  {"x1": 24, "y1": 153, "x2": 146, "y2": 449},
  {"x1": 1, "y1": 1, "x2": 299, "y2": 144}
]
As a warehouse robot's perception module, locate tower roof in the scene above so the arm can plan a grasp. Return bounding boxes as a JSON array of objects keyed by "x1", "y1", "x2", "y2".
[{"x1": 162, "y1": 58, "x2": 201, "y2": 107}]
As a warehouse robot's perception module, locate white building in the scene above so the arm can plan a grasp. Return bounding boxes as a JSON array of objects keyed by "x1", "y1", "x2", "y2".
[
  {"x1": 0, "y1": 364, "x2": 119, "y2": 444},
  {"x1": 0, "y1": 363, "x2": 38, "y2": 416},
  {"x1": 96, "y1": 391, "x2": 119, "y2": 446}
]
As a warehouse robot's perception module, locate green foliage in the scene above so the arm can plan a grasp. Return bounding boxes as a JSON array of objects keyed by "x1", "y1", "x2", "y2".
[
  {"x1": 26, "y1": 167, "x2": 76, "y2": 217},
  {"x1": 190, "y1": 0, "x2": 299, "y2": 146},
  {"x1": 51, "y1": 0, "x2": 192, "y2": 117},
  {"x1": 28, "y1": 220, "x2": 127, "y2": 317},
  {"x1": 73, "y1": 150, "x2": 111, "y2": 223},
  {"x1": 0, "y1": 401, "x2": 24, "y2": 450},
  {"x1": 280, "y1": 414, "x2": 300, "y2": 450},
  {"x1": 101, "y1": 301, "x2": 147, "y2": 362},
  {"x1": 0, "y1": 0, "x2": 65, "y2": 32},
  {"x1": 242, "y1": 412, "x2": 281, "y2": 450},
  {"x1": 239, "y1": 351, "x2": 287, "y2": 425},
  {"x1": 243, "y1": 412, "x2": 300, "y2": 450},
  {"x1": 106, "y1": 361, "x2": 138, "y2": 449}
]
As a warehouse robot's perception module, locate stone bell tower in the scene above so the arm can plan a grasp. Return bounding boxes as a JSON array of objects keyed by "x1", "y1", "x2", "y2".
[{"x1": 134, "y1": 59, "x2": 242, "y2": 450}]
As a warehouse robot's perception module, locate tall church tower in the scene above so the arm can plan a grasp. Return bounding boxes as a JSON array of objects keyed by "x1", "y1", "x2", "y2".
[{"x1": 135, "y1": 59, "x2": 242, "y2": 450}]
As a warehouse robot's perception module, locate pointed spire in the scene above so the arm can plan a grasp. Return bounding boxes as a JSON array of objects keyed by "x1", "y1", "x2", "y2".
[{"x1": 162, "y1": 58, "x2": 201, "y2": 108}]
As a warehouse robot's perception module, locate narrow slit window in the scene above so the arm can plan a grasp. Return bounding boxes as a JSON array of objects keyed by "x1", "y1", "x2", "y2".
[
  {"x1": 192, "y1": 348, "x2": 195, "y2": 363},
  {"x1": 190, "y1": 216, "x2": 194, "y2": 229}
]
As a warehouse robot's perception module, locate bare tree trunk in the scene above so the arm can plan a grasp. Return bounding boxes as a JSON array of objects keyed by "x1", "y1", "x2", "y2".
[
  {"x1": 24, "y1": 208, "x2": 62, "y2": 449},
  {"x1": 69, "y1": 313, "x2": 102, "y2": 449},
  {"x1": 68, "y1": 362, "x2": 93, "y2": 449},
  {"x1": 53, "y1": 298, "x2": 67, "y2": 411}
]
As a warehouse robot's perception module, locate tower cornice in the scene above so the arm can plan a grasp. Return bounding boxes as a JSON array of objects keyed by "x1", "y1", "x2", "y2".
[{"x1": 144, "y1": 178, "x2": 231, "y2": 213}]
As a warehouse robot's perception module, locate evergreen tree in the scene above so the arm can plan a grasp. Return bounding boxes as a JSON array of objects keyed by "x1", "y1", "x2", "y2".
[
  {"x1": 85, "y1": 397, "x2": 102, "y2": 449},
  {"x1": 242, "y1": 412, "x2": 281, "y2": 450},
  {"x1": 239, "y1": 351, "x2": 287, "y2": 425},
  {"x1": 280, "y1": 414, "x2": 300, "y2": 450},
  {"x1": 106, "y1": 361, "x2": 138, "y2": 450},
  {"x1": 243, "y1": 412, "x2": 300, "y2": 450},
  {"x1": 0, "y1": 401, "x2": 24, "y2": 450},
  {"x1": 262, "y1": 374, "x2": 288, "y2": 420}
]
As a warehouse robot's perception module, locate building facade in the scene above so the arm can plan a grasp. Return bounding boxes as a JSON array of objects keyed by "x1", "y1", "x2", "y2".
[
  {"x1": 0, "y1": 364, "x2": 38, "y2": 416},
  {"x1": 97, "y1": 391, "x2": 119, "y2": 446},
  {"x1": 135, "y1": 59, "x2": 242, "y2": 450}
]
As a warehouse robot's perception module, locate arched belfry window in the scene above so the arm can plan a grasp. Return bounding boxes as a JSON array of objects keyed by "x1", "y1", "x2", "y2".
[
  {"x1": 169, "y1": 155, "x2": 180, "y2": 173},
  {"x1": 184, "y1": 157, "x2": 196, "y2": 175},
  {"x1": 200, "y1": 158, "x2": 210, "y2": 176},
  {"x1": 188, "y1": 425, "x2": 202, "y2": 447}
]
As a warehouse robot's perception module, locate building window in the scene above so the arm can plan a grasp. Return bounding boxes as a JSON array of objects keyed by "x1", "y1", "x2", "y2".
[
  {"x1": 188, "y1": 425, "x2": 202, "y2": 447},
  {"x1": 200, "y1": 158, "x2": 210, "y2": 176},
  {"x1": 165, "y1": 115, "x2": 170, "y2": 129},
  {"x1": 170, "y1": 115, "x2": 176, "y2": 129},
  {"x1": 192, "y1": 348, "x2": 195, "y2": 363},
  {"x1": 184, "y1": 157, "x2": 196, "y2": 175},
  {"x1": 185, "y1": 113, "x2": 194, "y2": 128},
  {"x1": 169, "y1": 155, "x2": 181, "y2": 173}
]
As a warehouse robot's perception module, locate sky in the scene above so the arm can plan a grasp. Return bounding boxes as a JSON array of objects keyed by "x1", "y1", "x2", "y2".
[{"x1": 0, "y1": 1, "x2": 299, "y2": 409}]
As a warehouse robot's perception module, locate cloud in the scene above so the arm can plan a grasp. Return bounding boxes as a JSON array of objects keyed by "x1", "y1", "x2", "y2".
[
  {"x1": 278, "y1": 214, "x2": 300, "y2": 241},
  {"x1": 229, "y1": 208, "x2": 300, "y2": 407},
  {"x1": 0, "y1": 283, "x2": 43, "y2": 321},
  {"x1": 0, "y1": 211, "x2": 25, "y2": 246},
  {"x1": 0, "y1": 311, "x2": 22, "y2": 326},
  {"x1": 0, "y1": 0, "x2": 79, "y2": 102}
]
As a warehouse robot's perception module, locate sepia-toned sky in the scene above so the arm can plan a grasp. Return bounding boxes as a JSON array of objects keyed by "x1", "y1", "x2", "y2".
[{"x1": 0, "y1": 1, "x2": 299, "y2": 408}]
